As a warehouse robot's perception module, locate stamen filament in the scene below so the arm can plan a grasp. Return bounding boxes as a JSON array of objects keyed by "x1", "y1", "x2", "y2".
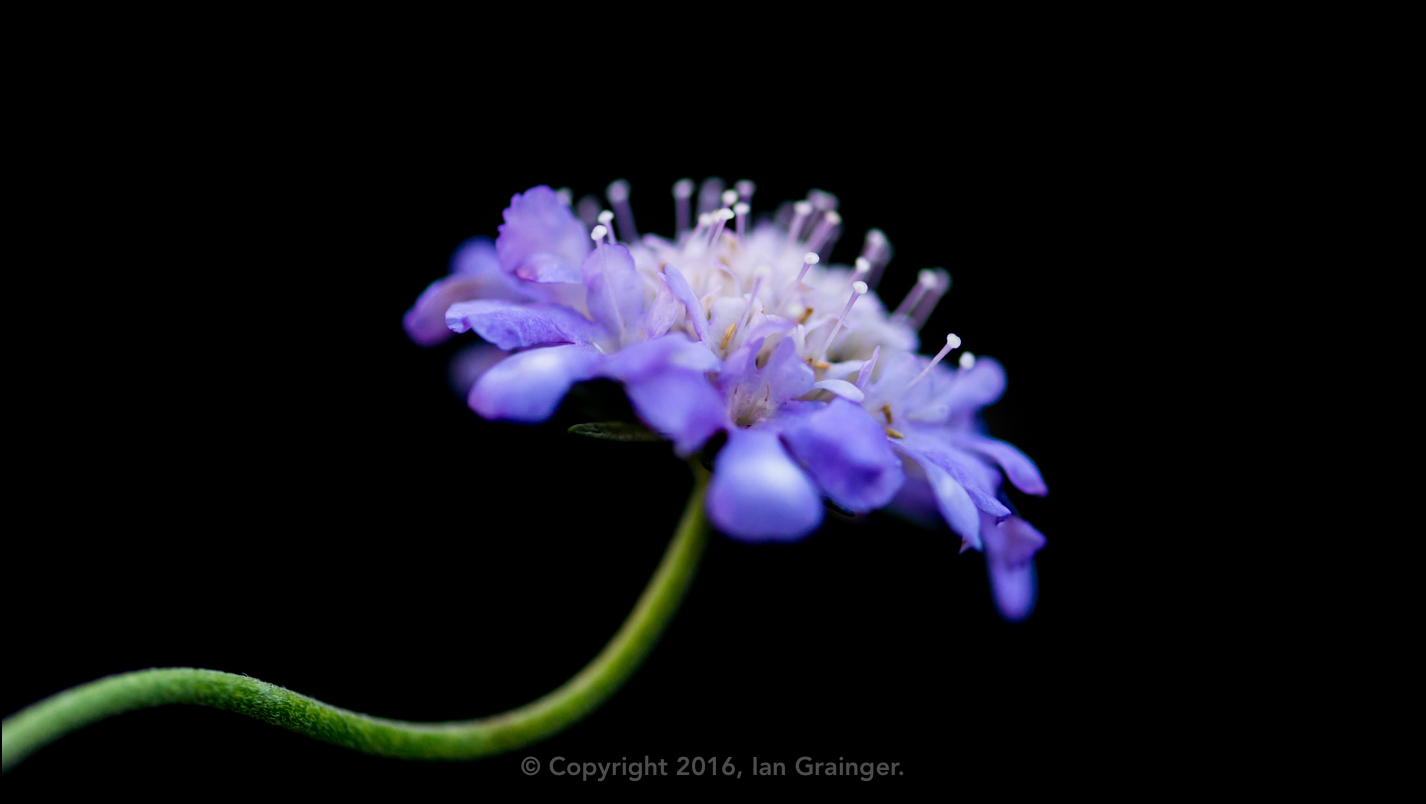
[
  {"x1": 707, "y1": 208, "x2": 734, "y2": 250},
  {"x1": 892, "y1": 269, "x2": 937, "y2": 318},
  {"x1": 787, "y1": 200, "x2": 813, "y2": 246},
  {"x1": 779, "y1": 252, "x2": 819, "y2": 313},
  {"x1": 818, "y1": 280, "x2": 867, "y2": 362},
  {"x1": 606, "y1": 179, "x2": 638, "y2": 243},
  {"x1": 855, "y1": 344, "x2": 880, "y2": 390},
  {"x1": 673, "y1": 178, "x2": 695, "y2": 238},
  {"x1": 850, "y1": 257, "x2": 871, "y2": 287},
  {"x1": 805, "y1": 211, "x2": 841, "y2": 256},
  {"x1": 903, "y1": 333, "x2": 961, "y2": 391},
  {"x1": 739, "y1": 273, "x2": 765, "y2": 334},
  {"x1": 908, "y1": 269, "x2": 950, "y2": 330},
  {"x1": 861, "y1": 228, "x2": 893, "y2": 288},
  {"x1": 734, "y1": 201, "x2": 749, "y2": 239}
]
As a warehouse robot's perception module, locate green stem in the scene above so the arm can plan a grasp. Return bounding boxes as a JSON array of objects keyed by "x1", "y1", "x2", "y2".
[{"x1": 3, "y1": 463, "x2": 712, "y2": 772}]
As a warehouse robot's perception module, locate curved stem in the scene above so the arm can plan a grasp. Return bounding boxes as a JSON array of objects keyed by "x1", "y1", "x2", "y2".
[{"x1": 3, "y1": 462, "x2": 712, "y2": 772}]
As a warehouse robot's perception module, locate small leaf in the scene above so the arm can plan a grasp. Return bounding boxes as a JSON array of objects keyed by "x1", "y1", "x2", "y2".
[{"x1": 568, "y1": 422, "x2": 665, "y2": 442}]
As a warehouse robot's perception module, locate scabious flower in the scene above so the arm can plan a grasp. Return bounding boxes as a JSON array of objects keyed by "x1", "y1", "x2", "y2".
[{"x1": 408, "y1": 179, "x2": 1050, "y2": 619}]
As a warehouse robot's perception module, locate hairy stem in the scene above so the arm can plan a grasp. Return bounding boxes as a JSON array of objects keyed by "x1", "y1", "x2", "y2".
[{"x1": 3, "y1": 463, "x2": 712, "y2": 772}]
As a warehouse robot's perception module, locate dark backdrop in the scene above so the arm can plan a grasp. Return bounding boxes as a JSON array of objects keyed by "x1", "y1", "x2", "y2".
[{"x1": 7, "y1": 113, "x2": 1181, "y2": 792}]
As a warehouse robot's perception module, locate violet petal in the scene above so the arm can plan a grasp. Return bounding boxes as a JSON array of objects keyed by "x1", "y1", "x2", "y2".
[
  {"x1": 779, "y1": 398, "x2": 905, "y2": 513},
  {"x1": 954, "y1": 433, "x2": 1048, "y2": 496},
  {"x1": 581, "y1": 243, "x2": 645, "y2": 337},
  {"x1": 468, "y1": 344, "x2": 601, "y2": 422},
  {"x1": 445, "y1": 299, "x2": 604, "y2": 350},
  {"x1": 706, "y1": 428, "x2": 824, "y2": 542},
  {"x1": 495, "y1": 186, "x2": 591, "y2": 278}
]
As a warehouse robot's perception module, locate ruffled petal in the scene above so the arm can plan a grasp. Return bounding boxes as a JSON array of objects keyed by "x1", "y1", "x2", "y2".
[
  {"x1": 982, "y1": 513, "x2": 1046, "y2": 621},
  {"x1": 445, "y1": 299, "x2": 604, "y2": 350},
  {"x1": 954, "y1": 434, "x2": 1048, "y2": 496},
  {"x1": 778, "y1": 398, "x2": 904, "y2": 513},
  {"x1": 495, "y1": 186, "x2": 591, "y2": 278},
  {"x1": 581, "y1": 243, "x2": 645, "y2": 338},
  {"x1": 706, "y1": 428, "x2": 823, "y2": 542},
  {"x1": 468, "y1": 344, "x2": 601, "y2": 422}
]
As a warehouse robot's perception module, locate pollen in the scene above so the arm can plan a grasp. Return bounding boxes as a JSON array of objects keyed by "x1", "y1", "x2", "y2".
[
  {"x1": 880, "y1": 403, "x2": 893, "y2": 424},
  {"x1": 720, "y1": 322, "x2": 738, "y2": 350},
  {"x1": 797, "y1": 307, "x2": 815, "y2": 324},
  {"x1": 884, "y1": 427, "x2": 905, "y2": 439}
]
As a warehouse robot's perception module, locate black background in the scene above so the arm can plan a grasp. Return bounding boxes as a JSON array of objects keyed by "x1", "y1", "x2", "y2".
[{"x1": 7, "y1": 97, "x2": 1192, "y2": 793}]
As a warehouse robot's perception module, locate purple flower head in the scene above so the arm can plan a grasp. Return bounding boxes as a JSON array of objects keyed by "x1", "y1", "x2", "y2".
[{"x1": 406, "y1": 179, "x2": 1050, "y2": 619}]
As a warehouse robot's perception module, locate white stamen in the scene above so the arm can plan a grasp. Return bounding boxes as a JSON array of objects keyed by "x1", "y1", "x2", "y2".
[
  {"x1": 606, "y1": 179, "x2": 638, "y2": 242},
  {"x1": 780, "y1": 251, "x2": 819, "y2": 312},
  {"x1": 959, "y1": 351, "x2": 976, "y2": 370},
  {"x1": 908, "y1": 269, "x2": 951, "y2": 330},
  {"x1": 735, "y1": 180, "x2": 756, "y2": 202},
  {"x1": 721, "y1": 189, "x2": 739, "y2": 207},
  {"x1": 819, "y1": 280, "x2": 867, "y2": 362},
  {"x1": 891, "y1": 269, "x2": 938, "y2": 318},
  {"x1": 734, "y1": 201, "x2": 750, "y2": 238},
  {"x1": 690, "y1": 212, "x2": 713, "y2": 247},
  {"x1": 697, "y1": 177, "x2": 726, "y2": 215},
  {"x1": 590, "y1": 225, "x2": 608, "y2": 241},
  {"x1": 576, "y1": 195, "x2": 601, "y2": 228},
  {"x1": 861, "y1": 228, "x2": 893, "y2": 288},
  {"x1": 708, "y1": 207, "x2": 734, "y2": 249},
  {"x1": 556, "y1": 187, "x2": 573, "y2": 206},
  {"x1": 796, "y1": 251, "x2": 819, "y2": 280},
  {"x1": 598, "y1": 210, "x2": 614, "y2": 225},
  {"x1": 673, "y1": 178, "x2": 695, "y2": 238},
  {"x1": 787, "y1": 200, "x2": 814, "y2": 245},
  {"x1": 904, "y1": 333, "x2": 961, "y2": 391},
  {"x1": 807, "y1": 188, "x2": 839, "y2": 212},
  {"x1": 849, "y1": 256, "x2": 871, "y2": 288},
  {"x1": 805, "y1": 210, "x2": 842, "y2": 256}
]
